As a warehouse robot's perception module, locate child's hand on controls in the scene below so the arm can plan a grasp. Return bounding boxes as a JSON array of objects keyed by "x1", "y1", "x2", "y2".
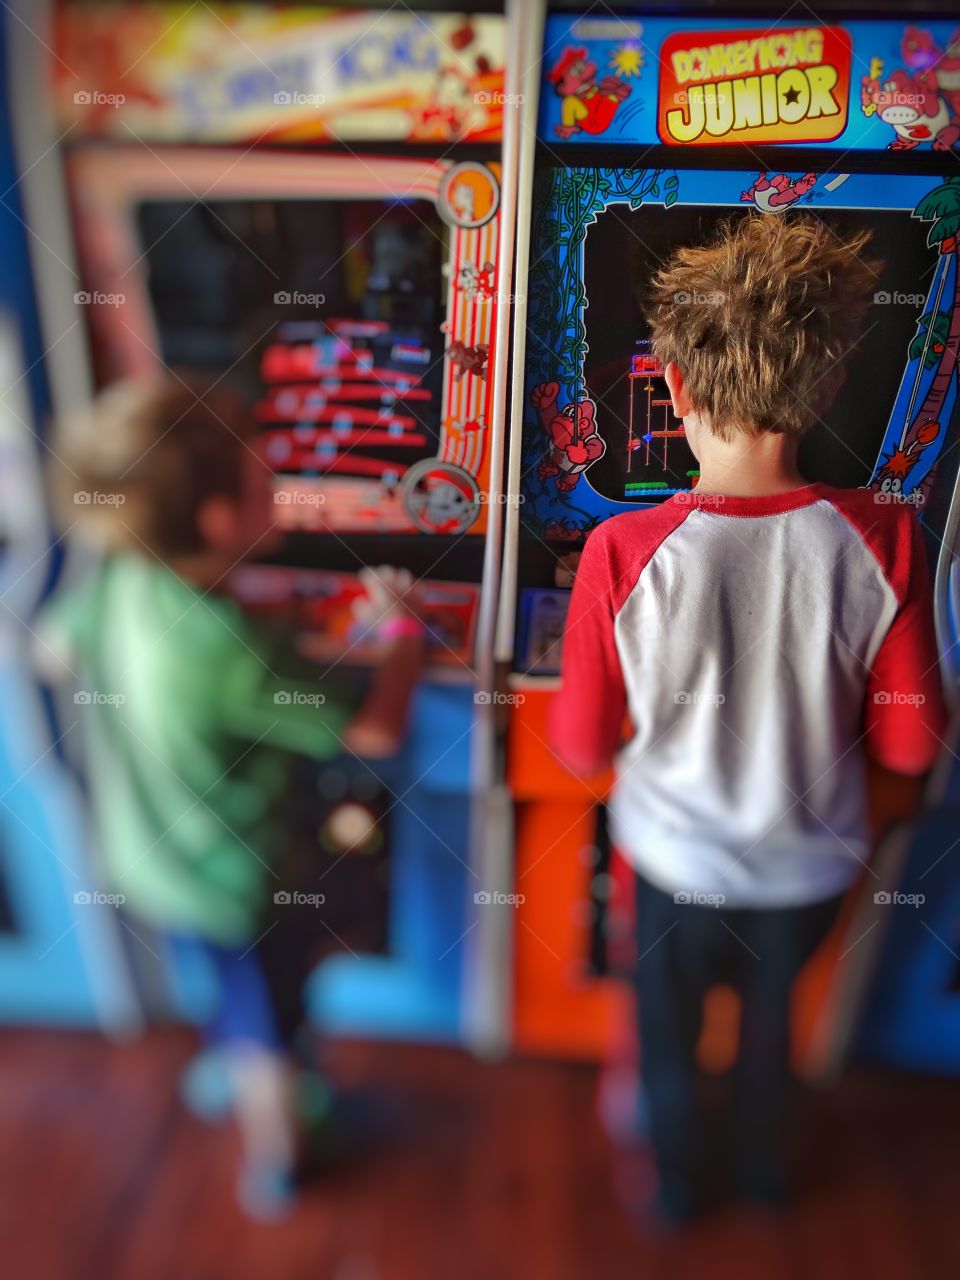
[{"x1": 353, "y1": 566, "x2": 425, "y2": 642}]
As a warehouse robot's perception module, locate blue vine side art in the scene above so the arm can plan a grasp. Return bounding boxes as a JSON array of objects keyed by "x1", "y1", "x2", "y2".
[{"x1": 523, "y1": 168, "x2": 676, "y2": 540}]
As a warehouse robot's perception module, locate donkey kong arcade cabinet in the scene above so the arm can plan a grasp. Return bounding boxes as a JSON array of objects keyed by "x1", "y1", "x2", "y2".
[{"x1": 497, "y1": 8, "x2": 960, "y2": 1078}]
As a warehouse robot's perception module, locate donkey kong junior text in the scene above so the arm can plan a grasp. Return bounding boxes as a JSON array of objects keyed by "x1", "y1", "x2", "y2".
[{"x1": 660, "y1": 28, "x2": 850, "y2": 145}]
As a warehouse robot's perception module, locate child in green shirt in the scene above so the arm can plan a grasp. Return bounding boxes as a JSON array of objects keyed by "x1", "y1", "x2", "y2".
[{"x1": 37, "y1": 377, "x2": 425, "y2": 1217}]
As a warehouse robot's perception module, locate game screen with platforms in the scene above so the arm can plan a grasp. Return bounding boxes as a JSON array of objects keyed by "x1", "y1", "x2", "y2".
[
  {"x1": 132, "y1": 193, "x2": 488, "y2": 667},
  {"x1": 127, "y1": 172, "x2": 501, "y2": 549},
  {"x1": 578, "y1": 201, "x2": 935, "y2": 506},
  {"x1": 137, "y1": 195, "x2": 447, "y2": 517},
  {"x1": 134, "y1": 192, "x2": 488, "y2": 668},
  {"x1": 256, "y1": 315, "x2": 445, "y2": 536}
]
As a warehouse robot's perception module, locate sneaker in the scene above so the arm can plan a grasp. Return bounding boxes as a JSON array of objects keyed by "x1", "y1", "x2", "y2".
[
  {"x1": 236, "y1": 1163, "x2": 298, "y2": 1221},
  {"x1": 178, "y1": 1048, "x2": 233, "y2": 1124}
]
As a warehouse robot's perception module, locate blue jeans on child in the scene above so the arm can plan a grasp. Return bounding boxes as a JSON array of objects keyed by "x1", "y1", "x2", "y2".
[
  {"x1": 171, "y1": 915, "x2": 320, "y2": 1053},
  {"x1": 194, "y1": 941, "x2": 287, "y2": 1050}
]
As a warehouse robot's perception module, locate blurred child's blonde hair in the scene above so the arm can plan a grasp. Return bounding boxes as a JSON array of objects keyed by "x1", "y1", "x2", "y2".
[
  {"x1": 52, "y1": 376, "x2": 253, "y2": 558},
  {"x1": 645, "y1": 213, "x2": 880, "y2": 440}
]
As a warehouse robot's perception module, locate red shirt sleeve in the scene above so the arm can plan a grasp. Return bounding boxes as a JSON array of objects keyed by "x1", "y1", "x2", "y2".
[
  {"x1": 865, "y1": 512, "x2": 948, "y2": 774},
  {"x1": 548, "y1": 523, "x2": 627, "y2": 776}
]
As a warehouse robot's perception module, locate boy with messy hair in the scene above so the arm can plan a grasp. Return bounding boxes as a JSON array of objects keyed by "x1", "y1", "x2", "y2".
[
  {"x1": 37, "y1": 377, "x2": 426, "y2": 1217},
  {"x1": 550, "y1": 214, "x2": 947, "y2": 1221}
]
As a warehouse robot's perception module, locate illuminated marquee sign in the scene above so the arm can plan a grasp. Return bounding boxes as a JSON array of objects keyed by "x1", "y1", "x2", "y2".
[
  {"x1": 52, "y1": 5, "x2": 505, "y2": 144},
  {"x1": 658, "y1": 26, "x2": 852, "y2": 146}
]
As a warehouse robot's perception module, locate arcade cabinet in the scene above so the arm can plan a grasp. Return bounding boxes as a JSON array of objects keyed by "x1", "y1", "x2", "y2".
[
  {"x1": 0, "y1": 4, "x2": 137, "y2": 1029},
  {"x1": 15, "y1": 2, "x2": 519, "y2": 1050},
  {"x1": 496, "y1": 7, "x2": 960, "y2": 1076}
]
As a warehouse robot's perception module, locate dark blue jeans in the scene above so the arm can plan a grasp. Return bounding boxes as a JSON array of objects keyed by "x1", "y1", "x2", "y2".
[{"x1": 634, "y1": 874, "x2": 843, "y2": 1202}]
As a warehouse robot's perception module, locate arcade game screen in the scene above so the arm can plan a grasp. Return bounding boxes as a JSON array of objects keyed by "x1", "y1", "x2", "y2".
[
  {"x1": 137, "y1": 195, "x2": 449, "y2": 531},
  {"x1": 137, "y1": 199, "x2": 447, "y2": 524},
  {"x1": 133, "y1": 195, "x2": 483, "y2": 662},
  {"x1": 136, "y1": 196, "x2": 446, "y2": 392},
  {"x1": 581, "y1": 204, "x2": 933, "y2": 501}
]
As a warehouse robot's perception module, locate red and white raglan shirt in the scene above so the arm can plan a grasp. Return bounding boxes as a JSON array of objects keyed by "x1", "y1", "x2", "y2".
[{"x1": 549, "y1": 485, "x2": 948, "y2": 907}]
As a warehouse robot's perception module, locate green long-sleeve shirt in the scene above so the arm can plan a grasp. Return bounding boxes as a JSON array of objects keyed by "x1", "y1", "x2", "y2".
[{"x1": 42, "y1": 555, "x2": 353, "y2": 945}]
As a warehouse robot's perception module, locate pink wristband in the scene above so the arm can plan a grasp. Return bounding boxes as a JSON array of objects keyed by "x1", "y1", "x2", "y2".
[{"x1": 379, "y1": 616, "x2": 425, "y2": 642}]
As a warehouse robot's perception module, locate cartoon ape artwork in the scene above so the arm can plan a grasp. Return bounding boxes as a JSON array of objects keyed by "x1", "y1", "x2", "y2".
[
  {"x1": 547, "y1": 46, "x2": 632, "y2": 140},
  {"x1": 861, "y1": 68, "x2": 960, "y2": 152},
  {"x1": 58, "y1": 14, "x2": 166, "y2": 133},
  {"x1": 741, "y1": 172, "x2": 817, "y2": 212},
  {"x1": 409, "y1": 19, "x2": 493, "y2": 141},
  {"x1": 901, "y1": 25, "x2": 940, "y2": 74},
  {"x1": 458, "y1": 260, "x2": 496, "y2": 301},
  {"x1": 416, "y1": 67, "x2": 485, "y2": 140},
  {"x1": 531, "y1": 381, "x2": 606, "y2": 492},
  {"x1": 447, "y1": 339, "x2": 489, "y2": 381},
  {"x1": 901, "y1": 26, "x2": 960, "y2": 118}
]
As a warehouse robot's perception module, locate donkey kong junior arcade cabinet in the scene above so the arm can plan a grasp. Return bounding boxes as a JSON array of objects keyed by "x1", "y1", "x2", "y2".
[
  {"x1": 494, "y1": 6, "x2": 960, "y2": 1082},
  {"x1": 12, "y1": 1, "x2": 526, "y2": 1051}
]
